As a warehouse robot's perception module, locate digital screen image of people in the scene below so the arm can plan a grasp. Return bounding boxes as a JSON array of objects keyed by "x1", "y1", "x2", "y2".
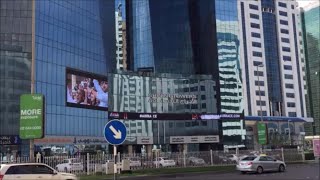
[{"x1": 67, "y1": 74, "x2": 108, "y2": 108}]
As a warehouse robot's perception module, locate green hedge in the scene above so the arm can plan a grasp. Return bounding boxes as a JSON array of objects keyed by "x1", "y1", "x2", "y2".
[{"x1": 304, "y1": 152, "x2": 315, "y2": 160}]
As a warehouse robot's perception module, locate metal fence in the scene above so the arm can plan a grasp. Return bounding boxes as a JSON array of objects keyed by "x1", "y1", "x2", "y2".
[{"x1": 1, "y1": 148, "x2": 307, "y2": 176}]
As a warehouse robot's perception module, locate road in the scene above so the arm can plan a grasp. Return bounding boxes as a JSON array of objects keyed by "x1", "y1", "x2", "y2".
[{"x1": 123, "y1": 163, "x2": 319, "y2": 180}]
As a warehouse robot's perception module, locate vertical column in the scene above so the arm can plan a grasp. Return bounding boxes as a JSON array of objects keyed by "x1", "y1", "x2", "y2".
[{"x1": 128, "y1": 145, "x2": 133, "y2": 155}]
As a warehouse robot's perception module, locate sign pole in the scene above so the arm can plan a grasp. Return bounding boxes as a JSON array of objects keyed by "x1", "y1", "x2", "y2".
[
  {"x1": 113, "y1": 145, "x2": 117, "y2": 180},
  {"x1": 30, "y1": 0, "x2": 36, "y2": 162}
]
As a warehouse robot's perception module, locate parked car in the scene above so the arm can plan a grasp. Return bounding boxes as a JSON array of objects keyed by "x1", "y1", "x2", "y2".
[
  {"x1": 0, "y1": 163, "x2": 78, "y2": 180},
  {"x1": 56, "y1": 158, "x2": 83, "y2": 172},
  {"x1": 153, "y1": 157, "x2": 176, "y2": 167},
  {"x1": 188, "y1": 157, "x2": 206, "y2": 166},
  {"x1": 226, "y1": 154, "x2": 239, "y2": 162},
  {"x1": 236, "y1": 155, "x2": 286, "y2": 174}
]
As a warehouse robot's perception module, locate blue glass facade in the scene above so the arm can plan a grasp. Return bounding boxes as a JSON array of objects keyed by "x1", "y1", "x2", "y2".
[
  {"x1": 126, "y1": 0, "x2": 219, "y2": 77},
  {"x1": 34, "y1": 0, "x2": 115, "y2": 137},
  {"x1": 261, "y1": 0, "x2": 282, "y2": 115}
]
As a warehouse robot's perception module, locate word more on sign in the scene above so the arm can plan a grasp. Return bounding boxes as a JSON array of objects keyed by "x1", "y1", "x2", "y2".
[{"x1": 20, "y1": 94, "x2": 45, "y2": 139}]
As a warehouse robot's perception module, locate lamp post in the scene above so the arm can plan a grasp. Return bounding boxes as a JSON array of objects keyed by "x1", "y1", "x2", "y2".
[{"x1": 288, "y1": 120, "x2": 292, "y2": 146}]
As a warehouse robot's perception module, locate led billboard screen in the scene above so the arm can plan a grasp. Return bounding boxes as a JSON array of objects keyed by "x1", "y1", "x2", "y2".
[{"x1": 66, "y1": 68, "x2": 108, "y2": 110}]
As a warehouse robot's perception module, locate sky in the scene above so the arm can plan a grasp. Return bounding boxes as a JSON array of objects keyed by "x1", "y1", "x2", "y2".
[{"x1": 297, "y1": 0, "x2": 319, "y2": 10}]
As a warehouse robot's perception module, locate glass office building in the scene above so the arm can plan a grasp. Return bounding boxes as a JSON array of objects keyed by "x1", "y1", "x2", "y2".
[
  {"x1": 215, "y1": 0, "x2": 245, "y2": 148},
  {"x1": 0, "y1": 0, "x2": 115, "y2": 156},
  {"x1": 0, "y1": 0, "x2": 33, "y2": 156},
  {"x1": 301, "y1": 6, "x2": 320, "y2": 135},
  {"x1": 123, "y1": 0, "x2": 245, "y2": 151}
]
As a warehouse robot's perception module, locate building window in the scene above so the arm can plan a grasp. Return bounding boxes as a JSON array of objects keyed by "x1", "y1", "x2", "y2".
[
  {"x1": 250, "y1": 13, "x2": 259, "y2": 19},
  {"x1": 251, "y1": 32, "x2": 261, "y2": 38},
  {"x1": 278, "y1": 2, "x2": 287, "y2": 8},
  {"x1": 280, "y1": 20, "x2": 288, "y2": 25},
  {"x1": 284, "y1": 74, "x2": 293, "y2": 79},
  {"x1": 281, "y1": 29, "x2": 289, "y2": 34},
  {"x1": 258, "y1": 110, "x2": 267, "y2": 116},
  {"x1": 287, "y1": 102, "x2": 296, "y2": 107},
  {"x1": 249, "y1": 4, "x2": 259, "y2": 10},
  {"x1": 255, "y1": 90, "x2": 265, "y2": 96},
  {"x1": 288, "y1": 112, "x2": 297, "y2": 117},
  {"x1": 285, "y1": 83, "x2": 294, "y2": 89},
  {"x1": 253, "y1": 51, "x2": 262, "y2": 57},
  {"x1": 252, "y1": 42, "x2": 261, "y2": 47},
  {"x1": 286, "y1": 93, "x2": 295, "y2": 98},
  {"x1": 281, "y1": 38, "x2": 290, "y2": 43},
  {"x1": 251, "y1": 23, "x2": 260, "y2": 29},
  {"x1": 291, "y1": 5, "x2": 295, "y2": 9},
  {"x1": 279, "y1": 11, "x2": 288, "y2": 16},
  {"x1": 202, "y1": 103, "x2": 206, "y2": 109},
  {"x1": 255, "y1": 81, "x2": 265, "y2": 86},
  {"x1": 254, "y1": 71, "x2": 264, "y2": 76},
  {"x1": 282, "y1": 47, "x2": 291, "y2": 52},
  {"x1": 200, "y1": 86, "x2": 205, "y2": 91},
  {"x1": 201, "y1": 95, "x2": 206, "y2": 100},
  {"x1": 253, "y1": 61, "x2": 263, "y2": 66},
  {"x1": 283, "y1": 56, "x2": 291, "y2": 61},
  {"x1": 284, "y1": 65, "x2": 292, "y2": 70},
  {"x1": 256, "y1": 100, "x2": 266, "y2": 106}
]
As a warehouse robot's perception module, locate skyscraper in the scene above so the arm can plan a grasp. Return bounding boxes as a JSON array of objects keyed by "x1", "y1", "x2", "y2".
[
  {"x1": 0, "y1": 0, "x2": 115, "y2": 155},
  {"x1": 116, "y1": 3, "x2": 127, "y2": 71},
  {"x1": 301, "y1": 3, "x2": 320, "y2": 135},
  {"x1": 239, "y1": 0, "x2": 307, "y2": 118}
]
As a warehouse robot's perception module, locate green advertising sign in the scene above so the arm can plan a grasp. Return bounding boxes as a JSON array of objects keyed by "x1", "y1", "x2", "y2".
[
  {"x1": 20, "y1": 94, "x2": 45, "y2": 139},
  {"x1": 257, "y1": 122, "x2": 267, "y2": 145}
]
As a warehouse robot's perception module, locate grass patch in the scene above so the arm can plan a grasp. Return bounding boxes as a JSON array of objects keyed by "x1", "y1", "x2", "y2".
[{"x1": 79, "y1": 165, "x2": 235, "y2": 180}]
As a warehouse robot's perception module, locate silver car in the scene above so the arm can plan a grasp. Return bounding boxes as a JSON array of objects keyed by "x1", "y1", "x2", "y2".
[{"x1": 236, "y1": 155, "x2": 286, "y2": 174}]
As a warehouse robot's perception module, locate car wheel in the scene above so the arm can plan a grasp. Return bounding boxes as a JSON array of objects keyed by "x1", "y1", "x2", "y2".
[
  {"x1": 279, "y1": 164, "x2": 285, "y2": 172},
  {"x1": 257, "y1": 166, "x2": 263, "y2": 174},
  {"x1": 241, "y1": 171, "x2": 246, "y2": 174}
]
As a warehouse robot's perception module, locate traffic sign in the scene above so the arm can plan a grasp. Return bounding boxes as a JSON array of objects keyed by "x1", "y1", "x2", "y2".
[{"x1": 104, "y1": 120, "x2": 127, "y2": 145}]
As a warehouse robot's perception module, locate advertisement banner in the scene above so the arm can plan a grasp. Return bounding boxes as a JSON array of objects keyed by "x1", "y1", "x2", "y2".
[
  {"x1": 108, "y1": 112, "x2": 244, "y2": 120},
  {"x1": 20, "y1": 94, "x2": 45, "y2": 139},
  {"x1": 313, "y1": 139, "x2": 320, "y2": 157},
  {"x1": 257, "y1": 122, "x2": 267, "y2": 145},
  {"x1": 66, "y1": 68, "x2": 108, "y2": 110},
  {"x1": 170, "y1": 135, "x2": 219, "y2": 144}
]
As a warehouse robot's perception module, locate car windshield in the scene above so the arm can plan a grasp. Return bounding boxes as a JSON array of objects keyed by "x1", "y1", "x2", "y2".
[
  {"x1": 226, "y1": 155, "x2": 234, "y2": 158},
  {"x1": 241, "y1": 156, "x2": 257, "y2": 161},
  {"x1": 162, "y1": 158, "x2": 169, "y2": 160}
]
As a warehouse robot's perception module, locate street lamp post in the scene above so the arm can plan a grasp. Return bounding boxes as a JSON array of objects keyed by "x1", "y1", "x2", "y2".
[{"x1": 288, "y1": 120, "x2": 291, "y2": 146}]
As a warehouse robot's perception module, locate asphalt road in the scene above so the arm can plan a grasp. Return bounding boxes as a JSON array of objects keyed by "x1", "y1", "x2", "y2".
[{"x1": 123, "y1": 163, "x2": 319, "y2": 180}]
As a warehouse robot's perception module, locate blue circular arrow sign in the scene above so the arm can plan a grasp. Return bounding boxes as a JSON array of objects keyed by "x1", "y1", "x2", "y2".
[{"x1": 104, "y1": 120, "x2": 127, "y2": 145}]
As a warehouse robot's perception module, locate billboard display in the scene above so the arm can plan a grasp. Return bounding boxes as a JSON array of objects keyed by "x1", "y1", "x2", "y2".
[
  {"x1": 257, "y1": 122, "x2": 267, "y2": 145},
  {"x1": 66, "y1": 68, "x2": 108, "y2": 110},
  {"x1": 19, "y1": 94, "x2": 45, "y2": 139}
]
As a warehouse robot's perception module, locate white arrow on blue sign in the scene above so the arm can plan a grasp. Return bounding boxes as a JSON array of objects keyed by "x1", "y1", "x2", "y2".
[{"x1": 104, "y1": 120, "x2": 127, "y2": 145}]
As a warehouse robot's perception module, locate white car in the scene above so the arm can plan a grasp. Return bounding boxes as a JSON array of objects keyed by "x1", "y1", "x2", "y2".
[
  {"x1": 226, "y1": 154, "x2": 239, "y2": 162},
  {"x1": 188, "y1": 157, "x2": 206, "y2": 166},
  {"x1": 153, "y1": 157, "x2": 176, "y2": 167},
  {"x1": 56, "y1": 158, "x2": 83, "y2": 172},
  {"x1": 0, "y1": 163, "x2": 78, "y2": 180}
]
